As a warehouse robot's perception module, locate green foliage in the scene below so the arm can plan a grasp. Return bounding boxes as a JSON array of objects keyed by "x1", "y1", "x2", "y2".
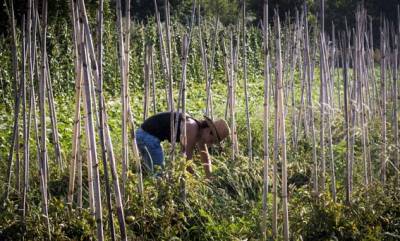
[
  {"x1": 0, "y1": 197, "x2": 95, "y2": 240},
  {"x1": 290, "y1": 184, "x2": 400, "y2": 241},
  {"x1": 1, "y1": 1, "x2": 400, "y2": 240}
]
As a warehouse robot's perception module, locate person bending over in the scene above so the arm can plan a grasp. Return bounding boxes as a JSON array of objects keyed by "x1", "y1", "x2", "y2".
[{"x1": 136, "y1": 112, "x2": 230, "y2": 178}]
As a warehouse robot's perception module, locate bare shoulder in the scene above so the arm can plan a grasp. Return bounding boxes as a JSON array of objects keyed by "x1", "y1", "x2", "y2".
[{"x1": 186, "y1": 117, "x2": 199, "y2": 134}]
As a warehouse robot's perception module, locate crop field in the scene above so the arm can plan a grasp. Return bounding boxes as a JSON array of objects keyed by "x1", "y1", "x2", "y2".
[{"x1": 0, "y1": 0, "x2": 400, "y2": 240}]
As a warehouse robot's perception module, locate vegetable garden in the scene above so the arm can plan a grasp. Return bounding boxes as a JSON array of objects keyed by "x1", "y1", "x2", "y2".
[{"x1": 0, "y1": 0, "x2": 400, "y2": 240}]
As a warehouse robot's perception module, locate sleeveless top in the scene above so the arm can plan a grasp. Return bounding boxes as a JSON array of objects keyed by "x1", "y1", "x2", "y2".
[{"x1": 141, "y1": 112, "x2": 185, "y2": 142}]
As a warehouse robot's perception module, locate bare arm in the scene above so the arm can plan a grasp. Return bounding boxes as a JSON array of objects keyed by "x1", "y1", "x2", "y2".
[
  {"x1": 182, "y1": 117, "x2": 198, "y2": 174},
  {"x1": 197, "y1": 142, "x2": 212, "y2": 178}
]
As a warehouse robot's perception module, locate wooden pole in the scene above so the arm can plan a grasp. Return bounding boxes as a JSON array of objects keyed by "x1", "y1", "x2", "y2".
[
  {"x1": 21, "y1": 15, "x2": 28, "y2": 223},
  {"x1": 81, "y1": 30, "x2": 104, "y2": 241},
  {"x1": 115, "y1": 0, "x2": 129, "y2": 198},
  {"x1": 303, "y1": 3, "x2": 318, "y2": 195},
  {"x1": 39, "y1": 0, "x2": 51, "y2": 238},
  {"x1": 242, "y1": 0, "x2": 253, "y2": 162},
  {"x1": 261, "y1": 1, "x2": 270, "y2": 239},
  {"x1": 342, "y1": 32, "x2": 351, "y2": 204},
  {"x1": 5, "y1": 0, "x2": 21, "y2": 202},
  {"x1": 97, "y1": 0, "x2": 116, "y2": 239},
  {"x1": 380, "y1": 21, "x2": 387, "y2": 185},
  {"x1": 275, "y1": 12, "x2": 290, "y2": 240},
  {"x1": 67, "y1": 0, "x2": 82, "y2": 206}
]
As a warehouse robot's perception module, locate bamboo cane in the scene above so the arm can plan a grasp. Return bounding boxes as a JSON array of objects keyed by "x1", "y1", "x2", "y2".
[
  {"x1": 149, "y1": 45, "x2": 157, "y2": 114},
  {"x1": 342, "y1": 32, "x2": 352, "y2": 204},
  {"x1": 180, "y1": 34, "x2": 189, "y2": 158},
  {"x1": 123, "y1": 0, "x2": 131, "y2": 188},
  {"x1": 39, "y1": 0, "x2": 51, "y2": 238},
  {"x1": 242, "y1": 1, "x2": 253, "y2": 163},
  {"x1": 29, "y1": 0, "x2": 43, "y2": 208},
  {"x1": 80, "y1": 27, "x2": 95, "y2": 213},
  {"x1": 303, "y1": 3, "x2": 318, "y2": 195},
  {"x1": 116, "y1": 0, "x2": 129, "y2": 197},
  {"x1": 394, "y1": 30, "x2": 399, "y2": 185},
  {"x1": 229, "y1": 30, "x2": 237, "y2": 160},
  {"x1": 290, "y1": 10, "x2": 300, "y2": 149},
  {"x1": 77, "y1": 136, "x2": 83, "y2": 209},
  {"x1": 21, "y1": 15, "x2": 28, "y2": 222},
  {"x1": 153, "y1": 0, "x2": 170, "y2": 109},
  {"x1": 172, "y1": 0, "x2": 196, "y2": 158},
  {"x1": 164, "y1": 0, "x2": 176, "y2": 160},
  {"x1": 319, "y1": 0, "x2": 326, "y2": 192},
  {"x1": 5, "y1": 0, "x2": 21, "y2": 202},
  {"x1": 144, "y1": 43, "x2": 151, "y2": 121},
  {"x1": 274, "y1": 12, "x2": 290, "y2": 240},
  {"x1": 380, "y1": 22, "x2": 387, "y2": 185},
  {"x1": 67, "y1": 0, "x2": 82, "y2": 205},
  {"x1": 319, "y1": 34, "x2": 326, "y2": 192},
  {"x1": 44, "y1": 56, "x2": 63, "y2": 169},
  {"x1": 261, "y1": 1, "x2": 270, "y2": 239},
  {"x1": 205, "y1": 15, "x2": 219, "y2": 120},
  {"x1": 103, "y1": 99, "x2": 127, "y2": 240},
  {"x1": 81, "y1": 32, "x2": 104, "y2": 241},
  {"x1": 97, "y1": 0, "x2": 116, "y2": 239},
  {"x1": 198, "y1": 5, "x2": 210, "y2": 115}
]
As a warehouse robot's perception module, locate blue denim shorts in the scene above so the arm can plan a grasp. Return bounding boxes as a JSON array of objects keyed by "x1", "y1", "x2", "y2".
[{"x1": 136, "y1": 128, "x2": 164, "y2": 172}]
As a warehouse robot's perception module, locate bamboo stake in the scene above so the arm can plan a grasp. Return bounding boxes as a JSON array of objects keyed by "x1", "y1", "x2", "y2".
[
  {"x1": 272, "y1": 74, "x2": 278, "y2": 240},
  {"x1": 394, "y1": 29, "x2": 399, "y2": 185},
  {"x1": 123, "y1": 0, "x2": 131, "y2": 189},
  {"x1": 319, "y1": 0, "x2": 326, "y2": 192},
  {"x1": 81, "y1": 31, "x2": 104, "y2": 241},
  {"x1": 144, "y1": 43, "x2": 151, "y2": 121},
  {"x1": 77, "y1": 136, "x2": 83, "y2": 209},
  {"x1": 80, "y1": 27, "x2": 95, "y2": 213},
  {"x1": 153, "y1": 0, "x2": 170, "y2": 109},
  {"x1": 172, "y1": 0, "x2": 196, "y2": 157},
  {"x1": 229, "y1": 30, "x2": 238, "y2": 160},
  {"x1": 321, "y1": 33, "x2": 337, "y2": 201},
  {"x1": 32, "y1": 8, "x2": 63, "y2": 171},
  {"x1": 97, "y1": 0, "x2": 116, "y2": 239},
  {"x1": 297, "y1": 9, "x2": 308, "y2": 139},
  {"x1": 274, "y1": 12, "x2": 290, "y2": 240},
  {"x1": 290, "y1": 10, "x2": 300, "y2": 149},
  {"x1": 261, "y1": 1, "x2": 270, "y2": 239},
  {"x1": 180, "y1": 34, "x2": 189, "y2": 157},
  {"x1": 178, "y1": 34, "x2": 189, "y2": 202},
  {"x1": 45, "y1": 56, "x2": 63, "y2": 169},
  {"x1": 321, "y1": 33, "x2": 337, "y2": 200},
  {"x1": 303, "y1": 3, "x2": 318, "y2": 195},
  {"x1": 150, "y1": 45, "x2": 157, "y2": 114},
  {"x1": 205, "y1": 15, "x2": 219, "y2": 119},
  {"x1": 5, "y1": 0, "x2": 21, "y2": 202},
  {"x1": 28, "y1": 0, "x2": 43, "y2": 206},
  {"x1": 165, "y1": 0, "x2": 177, "y2": 163},
  {"x1": 242, "y1": 1, "x2": 253, "y2": 162},
  {"x1": 39, "y1": 0, "x2": 51, "y2": 238},
  {"x1": 26, "y1": 0, "x2": 36, "y2": 194},
  {"x1": 319, "y1": 33, "x2": 326, "y2": 192},
  {"x1": 342, "y1": 32, "x2": 352, "y2": 204},
  {"x1": 103, "y1": 100, "x2": 127, "y2": 240},
  {"x1": 357, "y1": 7, "x2": 370, "y2": 187},
  {"x1": 198, "y1": 5, "x2": 210, "y2": 115},
  {"x1": 21, "y1": 15, "x2": 28, "y2": 222},
  {"x1": 116, "y1": 0, "x2": 129, "y2": 196},
  {"x1": 15, "y1": 39, "x2": 21, "y2": 196},
  {"x1": 272, "y1": 15, "x2": 278, "y2": 237},
  {"x1": 67, "y1": 0, "x2": 82, "y2": 205},
  {"x1": 380, "y1": 22, "x2": 387, "y2": 185}
]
